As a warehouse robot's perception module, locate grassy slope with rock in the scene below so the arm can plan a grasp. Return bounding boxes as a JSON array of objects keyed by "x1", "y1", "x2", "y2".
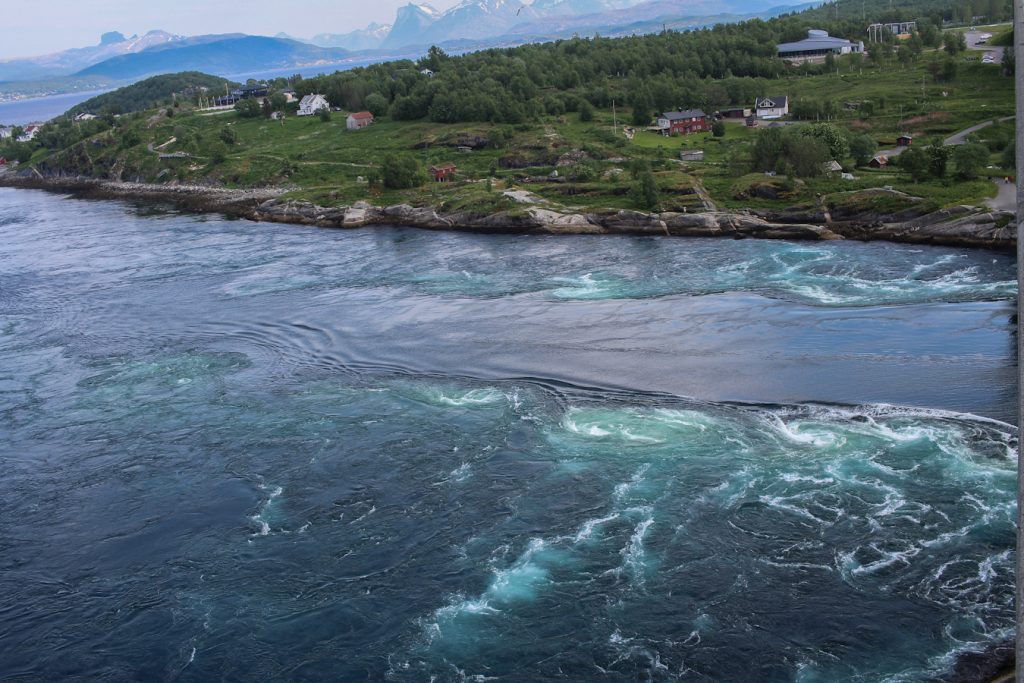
[{"x1": 2, "y1": 9, "x2": 1015, "y2": 226}]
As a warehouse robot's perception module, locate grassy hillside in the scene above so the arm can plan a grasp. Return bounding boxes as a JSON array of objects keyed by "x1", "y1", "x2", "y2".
[
  {"x1": 66, "y1": 72, "x2": 235, "y2": 117},
  {"x1": 5, "y1": 0, "x2": 1013, "y2": 219}
]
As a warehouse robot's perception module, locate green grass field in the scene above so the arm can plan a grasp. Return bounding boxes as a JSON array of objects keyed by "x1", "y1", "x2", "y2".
[{"x1": 28, "y1": 39, "x2": 1016, "y2": 218}]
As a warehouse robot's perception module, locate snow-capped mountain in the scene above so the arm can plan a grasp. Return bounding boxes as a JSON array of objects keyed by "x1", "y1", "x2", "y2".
[
  {"x1": 417, "y1": 0, "x2": 540, "y2": 44},
  {"x1": 369, "y1": 0, "x2": 809, "y2": 51},
  {"x1": 529, "y1": 0, "x2": 647, "y2": 16},
  {"x1": 312, "y1": 23, "x2": 392, "y2": 51},
  {"x1": 0, "y1": 30, "x2": 187, "y2": 81},
  {"x1": 381, "y1": 4, "x2": 444, "y2": 49}
]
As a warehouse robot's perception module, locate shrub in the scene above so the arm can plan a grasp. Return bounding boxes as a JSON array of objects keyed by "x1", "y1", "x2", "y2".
[
  {"x1": 381, "y1": 153, "x2": 426, "y2": 189},
  {"x1": 578, "y1": 100, "x2": 594, "y2": 123},
  {"x1": 952, "y1": 143, "x2": 990, "y2": 179}
]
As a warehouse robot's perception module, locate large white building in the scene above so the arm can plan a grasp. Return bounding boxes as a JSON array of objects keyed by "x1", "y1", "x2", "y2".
[{"x1": 777, "y1": 30, "x2": 864, "y2": 64}]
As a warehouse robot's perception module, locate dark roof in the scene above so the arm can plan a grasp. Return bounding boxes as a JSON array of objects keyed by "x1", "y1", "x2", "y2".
[
  {"x1": 756, "y1": 96, "x2": 789, "y2": 109},
  {"x1": 661, "y1": 110, "x2": 707, "y2": 121},
  {"x1": 777, "y1": 30, "x2": 858, "y2": 54}
]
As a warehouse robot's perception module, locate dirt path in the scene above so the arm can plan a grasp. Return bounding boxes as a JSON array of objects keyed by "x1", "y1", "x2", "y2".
[{"x1": 986, "y1": 178, "x2": 1016, "y2": 212}]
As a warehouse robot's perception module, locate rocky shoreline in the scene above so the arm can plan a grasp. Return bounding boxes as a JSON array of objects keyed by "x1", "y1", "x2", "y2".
[{"x1": 0, "y1": 174, "x2": 1015, "y2": 251}]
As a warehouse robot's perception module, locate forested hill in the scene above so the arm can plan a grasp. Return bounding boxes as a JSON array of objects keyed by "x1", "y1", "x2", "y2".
[
  {"x1": 66, "y1": 73, "x2": 234, "y2": 117},
  {"x1": 293, "y1": 0, "x2": 1012, "y2": 125},
  {"x1": 800, "y1": 0, "x2": 1006, "y2": 24}
]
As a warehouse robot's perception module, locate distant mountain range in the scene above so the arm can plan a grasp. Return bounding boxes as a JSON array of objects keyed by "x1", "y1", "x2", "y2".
[
  {"x1": 0, "y1": 30, "x2": 187, "y2": 82},
  {"x1": 74, "y1": 36, "x2": 350, "y2": 80},
  {"x1": 311, "y1": 24, "x2": 392, "y2": 51},
  {"x1": 357, "y1": 0, "x2": 812, "y2": 52},
  {"x1": 0, "y1": 0, "x2": 811, "y2": 97}
]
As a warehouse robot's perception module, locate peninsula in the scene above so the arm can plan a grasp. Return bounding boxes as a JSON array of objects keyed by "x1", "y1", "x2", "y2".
[{"x1": 0, "y1": 0, "x2": 1017, "y2": 251}]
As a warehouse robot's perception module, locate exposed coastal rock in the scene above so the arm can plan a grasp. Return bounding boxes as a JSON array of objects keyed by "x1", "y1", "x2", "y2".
[{"x1": 0, "y1": 174, "x2": 1014, "y2": 251}]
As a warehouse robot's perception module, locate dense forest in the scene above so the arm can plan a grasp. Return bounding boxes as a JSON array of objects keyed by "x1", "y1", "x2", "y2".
[{"x1": 291, "y1": 0, "x2": 1012, "y2": 125}]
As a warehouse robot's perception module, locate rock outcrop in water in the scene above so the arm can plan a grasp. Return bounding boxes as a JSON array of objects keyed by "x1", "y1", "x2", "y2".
[{"x1": 0, "y1": 175, "x2": 1015, "y2": 251}]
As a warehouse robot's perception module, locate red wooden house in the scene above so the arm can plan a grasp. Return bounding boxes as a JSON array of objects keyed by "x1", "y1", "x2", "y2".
[
  {"x1": 657, "y1": 110, "x2": 712, "y2": 136},
  {"x1": 430, "y1": 163, "x2": 457, "y2": 182}
]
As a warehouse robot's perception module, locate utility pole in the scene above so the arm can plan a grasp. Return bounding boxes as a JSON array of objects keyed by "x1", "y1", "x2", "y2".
[
  {"x1": 612, "y1": 100, "x2": 618, "y2": 135},
  {"x1": 1015, "y1": 0, "x2": 1024, "y2": 678}
]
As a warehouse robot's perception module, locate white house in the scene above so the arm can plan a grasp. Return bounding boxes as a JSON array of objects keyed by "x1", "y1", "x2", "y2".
[
  {"x1": 0, "y1": 127, "x2": 11, "y2": 140},
  {"x1": 297, "y1": 94, "x2": 329, "y2": 117},
  {"x1": 755, "y1": 96, "x2": 789, "y2": 119},
  {"x1": 74, "y1": 113, "x2": 97, "y2": 121},
  {"x1": 420, "y1": 68, "x2": 434, "y2": 77},
  {"x1": 17, "y1": 125, "x2": 41, "y2": 142}
]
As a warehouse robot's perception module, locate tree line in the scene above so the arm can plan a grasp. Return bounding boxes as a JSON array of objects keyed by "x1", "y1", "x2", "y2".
[{"x1": 289, "y1": 0, "x2": 989, "y2": 127}]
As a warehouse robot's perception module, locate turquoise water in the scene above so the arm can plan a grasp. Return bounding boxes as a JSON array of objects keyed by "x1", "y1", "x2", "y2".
[{"x1": 0, "y1": 188, "x2": 1016, "y2": 681}]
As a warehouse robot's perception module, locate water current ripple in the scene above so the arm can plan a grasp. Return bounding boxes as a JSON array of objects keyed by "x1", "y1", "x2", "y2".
[{"x1": 0, "y1": 188, "x2": 1016, "y2": 681}]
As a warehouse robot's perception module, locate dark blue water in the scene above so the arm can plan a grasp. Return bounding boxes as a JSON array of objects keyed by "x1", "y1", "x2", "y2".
[
  {"x1": 0, "y1": 188, "x2": 1016, "y2": 681},
  {"x1": 0, "y1": 90, "x2": 111, "y2": 125}
]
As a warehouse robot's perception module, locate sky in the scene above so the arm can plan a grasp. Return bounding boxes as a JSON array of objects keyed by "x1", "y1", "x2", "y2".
[{"x1": 0, "y1": 0, "x2": 467, "y2": 60}]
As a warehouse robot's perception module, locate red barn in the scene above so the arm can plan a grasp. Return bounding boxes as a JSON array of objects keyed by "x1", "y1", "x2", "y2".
[
  {"x1": 346, "y1": 111, "x2": 374, "y2": 129},
  {"x1": 896, "y1": 133, "x2": 913, "y2": 147},
  {"x1": 657, "y1": 110, "x2": 711, "y2": 136}
]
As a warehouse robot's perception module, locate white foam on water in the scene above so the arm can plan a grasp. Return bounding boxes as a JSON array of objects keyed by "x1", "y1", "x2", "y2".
[
  {"x1": 448, "y1": 463, "x2": 472, "y2": 483},
  {"x1": 616, "y1": 517, "x2": 654, "y2": 586},
  {"x1": 549, "y1": 273, "x2": 618, "y2": 299},
  {"x1": 695, "y1": 470, "x2": 758, "y2": 509},
  {"x1": 250, "y1": 484, "x2": 283, "y2": 537},
  {"x1": 574, "y1": 512, "x2": 620, "y2": 543},
  {"x1": 429, "y1": 537, "x2": 553, "y2": 636},
  {"x1": 780, "y1": 473, "x2": 835, "y2": 485},
  {"x1": 977, "y1": 549, "x2": 1011, "y2": 583},
  {"x1": 839, "y1": 542, "x2": 922, "y2": 577},
  {"x1": 759, "y1": 413, "x2": 846, "y2": 449},
  {"x1": 759, "y1": 494, "x2": 833, "y2": 525},
  {"x1": 612, "y1": 464, "x2": 651, "y2": 505},
  {"x1": 760, "y1": 558, "x2": 834, "y2": 573},
  {"x1": 486, "y1": 538, "x2": 550, "y2": 603},
  {"x1": 429, "y1": 387, "x2": 507, "y2": 407}
]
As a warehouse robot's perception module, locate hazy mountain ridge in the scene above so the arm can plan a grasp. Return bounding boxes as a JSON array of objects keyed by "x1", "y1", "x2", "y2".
[
  {"x1": 505, "y1": 0, "x2": 814, "y2": 37},
  {"x1": 0, "y1": 30, "x2": 186, "y2": 82},
  {"x1": 0, "y1": 0, "x2": 810, "y2": 98},
  {"x1": 369, "y1": 0, "x2": 810, "y2": 51},
  {"x1": 75, "y1": 36, "x2": 350, "y2": 80},
  {"x1": 312, "y1": 24, "x2": 392, "y2": 51},
  {"x1": 417, "y1": 0, "x2": 542, "y2": 44}
]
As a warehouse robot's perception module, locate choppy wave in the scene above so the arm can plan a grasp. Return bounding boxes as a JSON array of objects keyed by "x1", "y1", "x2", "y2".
[
  {"x1": 400, "y1": 391, "x2": 1016, "y2": 682},
  {"x1": 0, "y1": 190, "x2": 1015, "y2": 682},
  {"x1": 204, "y1": 228, "x2": 1015, "y2": 307}
]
